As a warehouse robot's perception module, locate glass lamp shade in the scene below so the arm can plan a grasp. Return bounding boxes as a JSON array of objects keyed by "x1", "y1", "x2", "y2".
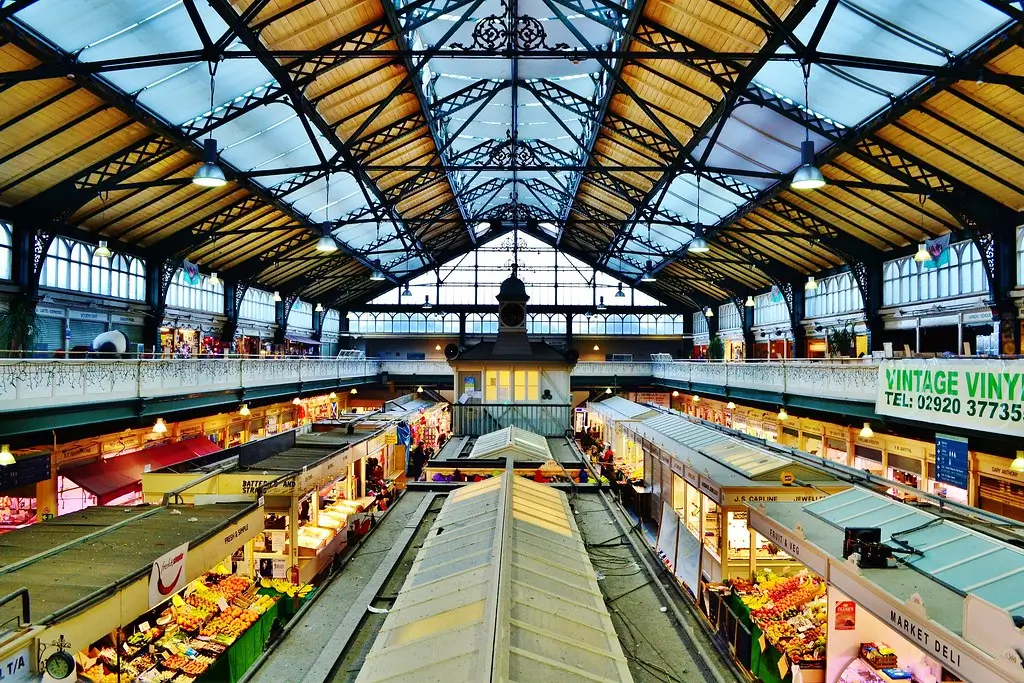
[
  {"x1": 791, "y1": 140, "x2": 825, "y2": 190},
  {"x1": 193, "y1": 139, "x2": 227, "y2": 188},
  {"x1": 688, "y1": 236, "x2": 710, "y2": 253}
]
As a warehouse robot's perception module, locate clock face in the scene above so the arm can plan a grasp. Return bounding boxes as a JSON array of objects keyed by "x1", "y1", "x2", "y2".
[
  {"x1": 500, "y1": 303, "x2": 525, "y2": 328},
  {"x1": 45, "y1": 651, "x2": 75, "y2": 679}
]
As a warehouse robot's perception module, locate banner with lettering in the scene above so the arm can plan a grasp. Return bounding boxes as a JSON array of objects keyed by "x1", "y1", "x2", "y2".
[{"x1": 876, "y1": 360, "x2": 1024, "y2": 437}]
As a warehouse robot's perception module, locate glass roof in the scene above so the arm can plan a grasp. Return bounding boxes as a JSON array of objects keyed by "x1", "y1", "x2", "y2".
[{"x1": 368, "y1": 230, "x2": 667, "y2": 306}]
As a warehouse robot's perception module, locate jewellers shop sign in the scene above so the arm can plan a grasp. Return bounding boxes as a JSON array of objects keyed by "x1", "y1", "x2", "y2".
[{"x1": 876, "y1": 360, "x2": 1024, "y2": 437}]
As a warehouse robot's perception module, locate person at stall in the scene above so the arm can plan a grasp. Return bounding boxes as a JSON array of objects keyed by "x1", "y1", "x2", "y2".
[
  {"x1": 438, "y1": 433, "x2": 448, "y2": 449},
  {"x1": 408, "y1": 441, "x2": 425, "y2": 479},
  {"x1": 598, "y1": 446, "x2": 615, "y2": 481},
  {"x1": 299, "y1": 498, "x2": 311, "y2": 524}
]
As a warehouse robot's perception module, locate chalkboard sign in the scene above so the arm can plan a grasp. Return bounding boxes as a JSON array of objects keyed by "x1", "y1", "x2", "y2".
[
  {"x1": 0, "y1": 452, "x2": 52, "y2": 492},
  {"x1": 935, "y1": 433, "x2": 969, "y2": 490}
]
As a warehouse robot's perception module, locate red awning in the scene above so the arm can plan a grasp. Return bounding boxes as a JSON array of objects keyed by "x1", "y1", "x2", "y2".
[
  {"x1": 285, "y1": 334, "x2": 321, "y2": 345},
  {"x1": 62, "y1": 438, "x2": 221, "y2": 505}
]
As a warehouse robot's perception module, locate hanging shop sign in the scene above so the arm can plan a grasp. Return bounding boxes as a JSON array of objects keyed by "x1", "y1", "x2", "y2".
[
  {"x1": 633, "y1": 392, "x2": 670, "y2": 407},
  {"x1": 698, "y1": 477, "x2": 722, "y2": 503},
  {"x1": 935, "y1": 433, "x2": 969, "y2": 489},
  {"x1": 36, "y1": 305, "x2": 66, "y2": 318},
  {"x1": 148, "y1": 541, "x2": 189, "y2": 608},
  {"x1": 110, "y1": 314, "x2": 145, "y2": 326},
  {"x1": 722, "y1": 489, "x2": 829, "y2": 507},
  {"x1": 746, "y1": 507, "x2": 828, "y2": 576},
  {"x1": 876, "y1": 359, "x2": 1024, "y2": 437},
  {"x1": 68, "y1": 309, "x2": 108, "y2": 322}
]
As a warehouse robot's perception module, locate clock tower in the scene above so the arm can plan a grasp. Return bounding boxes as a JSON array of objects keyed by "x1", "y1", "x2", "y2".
[{"x1": 493, "y1": 264, "x2": 532, "y2": 357}]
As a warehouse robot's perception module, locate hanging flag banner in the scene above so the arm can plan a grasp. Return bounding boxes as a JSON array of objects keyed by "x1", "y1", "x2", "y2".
[
  {"x1": 182, "y1": 259, "x2": 201, "y2": 285},
  {"x1": 876, "y1": 360, "x2": 1024, "y2": 437},
  {"x1": 922, "y1": 233, "x2": 950, "y2": 269},
  {"x1": 769, "y1": 284, "x2": 784, "y2": 303}
]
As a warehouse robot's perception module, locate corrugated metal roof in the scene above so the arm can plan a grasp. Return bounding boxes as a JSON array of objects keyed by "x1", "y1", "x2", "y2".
[
  {"x1": 356, "y1": 471, "x2": 632, "y2": 683},
  {"x1": 805, "y1": 488, "x2": 1024, "y2": 617},
  {"x1": 469, "y1": 426, "x2": 553, "y2": 462}
]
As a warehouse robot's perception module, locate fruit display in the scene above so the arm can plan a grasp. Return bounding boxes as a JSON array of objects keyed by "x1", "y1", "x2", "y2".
[
  {"x1": 725, "y1": 570, "x2": 828, "y2": 664},
  {"x1": 75, "y1": 571, "x2": 276, "y2": 683}
]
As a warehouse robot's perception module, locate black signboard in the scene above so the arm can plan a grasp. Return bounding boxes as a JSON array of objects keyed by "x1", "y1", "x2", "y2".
[{"x1": 0, "y1": 452, "x2": 52, "y2": 492}]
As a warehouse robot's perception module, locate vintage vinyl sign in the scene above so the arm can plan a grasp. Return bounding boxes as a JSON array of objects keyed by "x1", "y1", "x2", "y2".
[{"x1": 876, "y1": 360, "x2": 1024, "y2": 437}]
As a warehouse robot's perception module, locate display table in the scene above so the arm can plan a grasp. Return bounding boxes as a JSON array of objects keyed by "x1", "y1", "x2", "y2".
[
  {"x1": 258, "y1": 586, "x2": 314, "y2": 622},
  {"x1": 727, "y1": 592, "x2": 791, "y2": 683},
  {"x1": 197, "y1": 601, "x2": 279, "y2": 683}
]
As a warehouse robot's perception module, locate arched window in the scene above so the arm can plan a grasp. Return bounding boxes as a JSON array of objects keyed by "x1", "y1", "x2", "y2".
[
  {"x1": 0, "y1": 222, "x2": 12, "y2": 281},
  {"x1": 805, "y1": 271, "x2": 863, "y2": 318},
  {"x1": 717, "y1": 303, "x2": 742, "y2": 332},
  {"x1": 39, "y1": 237, "x2": 145, "y2": 301},
  {"x1": 693, "y1": 312, "x2": 709, "y2": 337},
  {"x1": 287, "y1": 300, "x2": 313, "y2": 332},
  {"x1": 754, "y1": 292, "x2": 789, "y2": 326},
  {"x1": 881, "y1": 238, "x2": 987, "y2": 307},
  {"x1": 239, "y1": 288, "x2": 276, "y2": 323},
  {"x1": 322, "y1": 309, "x2": 341, "y2": 335},
  {"x1": 166, "y1": 269, "x2": 225, "y2": 314},
  {"x1": 1017, "y1": 226, "x2": 1024, "y2": 287}
]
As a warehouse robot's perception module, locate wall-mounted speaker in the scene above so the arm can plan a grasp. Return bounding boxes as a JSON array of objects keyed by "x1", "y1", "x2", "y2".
[
  {"x1": 444, "y1": 343, "x2": 461, "y2": 360},
  {"x1": 564, "y1": 349, "x2": 580, "y2": 365}
]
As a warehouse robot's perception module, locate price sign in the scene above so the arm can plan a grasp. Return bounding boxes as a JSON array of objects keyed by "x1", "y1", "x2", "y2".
[{"x1": 935, "y1": 433, "x2": 969, "y2": 490}]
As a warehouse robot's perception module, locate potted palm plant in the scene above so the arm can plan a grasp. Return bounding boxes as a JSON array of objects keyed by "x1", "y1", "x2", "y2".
[
  {"x1": 826, "y1": 322, "x2": 856, "y2": 358},
  {"x1": 708, "y1": 335, "x2": 725, "y2": 362}
]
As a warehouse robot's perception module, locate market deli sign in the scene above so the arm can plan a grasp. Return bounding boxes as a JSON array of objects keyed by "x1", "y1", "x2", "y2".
[
  {"x1": 148, "y1": 541, "x2": 189, "y2": 608},
  {"x1": 876, "y1": 360, "x2": 1024, "y2": 437}
]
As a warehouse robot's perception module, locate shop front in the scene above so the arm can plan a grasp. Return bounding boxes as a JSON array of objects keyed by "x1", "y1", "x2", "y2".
[
  {"x1": 747, "y1": 488, "x2": 1024, "y2": 683},
  {"x1": 0, "y1": 502, "x2": 271, "y2": 681},
  {"x1": 235, "y1": 326, "x2": 274, "y2": 356},
  {"x1": 975, "y1": 452, "x2": 1024, "y2": 522},
  {"x1": 159, "y1": 318, "x2": 223, "y2": 357},
  {"x1": 624, "y1": 411, "x2": 848, "y2": 588}
]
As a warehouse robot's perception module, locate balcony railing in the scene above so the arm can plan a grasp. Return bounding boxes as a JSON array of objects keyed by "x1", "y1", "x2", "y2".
[
  {"x1": 0, "y1": 356, "x2": 885, "y2": 415},
  {"x1": 0, "y1": 357, "x2": 379, "y2": 411},
  {"x1": 452, "y1": 403, "x2": 572, "y2": 436},
  {"x1": 651, "y1": 359, "x2": 878, "y2": 403}
]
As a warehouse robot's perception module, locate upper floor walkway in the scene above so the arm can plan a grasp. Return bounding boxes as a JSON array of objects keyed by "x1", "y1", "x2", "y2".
[{"x1": 2, "y1": 354, "x2": 1018, "y2": 441}]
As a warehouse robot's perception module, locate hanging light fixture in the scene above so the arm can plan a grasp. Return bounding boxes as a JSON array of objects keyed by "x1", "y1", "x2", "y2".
[
  {"x1": 1011, "y1": 451, "x2": 1024, "y2": 473},
  {"x1": 692, "y1": 395, "x2": 700, "y2": 403},
  {"x1": 727, "y1": 401, "x2": 736, "y2": 410},
  {"x1": 95, "y1": 240, "x2": 112, "y2": 259},
  {"x1": 859, "y1": 422, "x2": 874, "y2": 438},
  {"x1": 703, "y1": 306, "x2": 714, "y2": 318},
  {"x1": 208, "y1": 271, "x2": 221, "y2": 286},
  {"x1": 778, "y1": 407, "x2": 788, "y2": 421},
  {"x1": 593, "y1": 344, "x2": 600, "y2": 351},
  {"x1": 328, "y1": 392, "x2": 337, "y2": 400},
  {"x1": 745, "y1": 295, "x2": 755, "y2": 307},
  {"x1": 350, "y1": 388, "x2": 358, "y2": 395},
  {"x1": 805, "y1": 275, "x2": 818, "y2": 291},
  {"x1": 688, "y1": 176, "x2": 710, "y2": 253},
  {"x1": 605, "y1": 387, "x2": 613, "y2": 394},
  {"x1": 434, "y1": 343, "x2": 442, "y2": 351},
  {"x1": 370, "y1": 260, "x2": 386, "y2": 281},
  {"x1": 422, "y1": 296, "x2": 432, "y2": 310},
  {"x1": 292, "y1": 397, "x2": 301, "y2": 405},
  {"x1": 273, "y1": 291, "x2": 282, "y2": 303},
  {"x1": 0, "y1": 444, "x2": 14, "y2": 467},
  {"x1": 790, "y1": 64, "x2": 826, "y2": 191},
  {"x1": 416, "y1": 385, "x2": 424, "y2": 393},
  {"x1": 239, "y1": 403, "x2": 250, "y2": 417},
  {"x1": 641, "y1": 260, "x2": 656, "y2": 282},
  {"x1": 315, "y1": 302, "x2": 324, "y2": 313},
  {"x1": 193, "y1": 63, "x2": 227, "y2": 188},
  {"x1": 596, "y1": 296, "x2": 606, "y2": 311},
  {"x1": 615, "y1": 283, "x2": 626, "y2": 298},
  {"x1": 317, "y1": 173, "x2": 337, "y2": 252},
  {"x1": 914, "y1": 242, "x2": 932, "y2": 263},
  {"x1": 402, "y1": 284, "x2": 412, "y2": 297},
  {"x1": 672, "y1": 390, "x2": 680, "y2": 397},
  {"x1": 152, "y1": 417, "x2": 168, "y2": 434},
  {"x1": 316, "y1": 234, "x2": 337, "y2": 252}
]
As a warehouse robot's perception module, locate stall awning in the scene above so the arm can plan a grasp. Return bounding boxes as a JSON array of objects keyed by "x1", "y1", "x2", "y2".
[
  {"x1": 285, "y1": 333, "x2": 320, "y2": 345},
  {"x1": 63, "y1": 438, "x2": 221, "y2": 504}
]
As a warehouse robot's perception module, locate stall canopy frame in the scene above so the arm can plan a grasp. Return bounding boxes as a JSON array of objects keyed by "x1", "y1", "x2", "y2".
[
  {"x1": 638, "y1": 413, "x2": 827, "y2": 483},
  {"x1": 356, "y1": 468, "x2": 633, "y2": 683},
  {"x1": 591, "y1": 397, "x2": 659, "y2": 423},
  {"x1": 805, "y1": 488, "x2": 1024, "y2": 619},
  {"x1": 468, "y1": 426, "x2": 552, "y2": 462}
]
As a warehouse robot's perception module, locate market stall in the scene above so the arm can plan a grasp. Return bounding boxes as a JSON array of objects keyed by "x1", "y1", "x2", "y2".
[
  {"x1": 587, "y1": 396, "x2": 658, "y2": 478},
  {"x1": 629, "y1": 412, "x2": 849, "y2": 587},
  {"x1": 0, "y1": 501, "x2": 265, "y2": 680},
  {"x1": 143, "y1": 427, "x2": 397, "y2": 586},
  {"x1": 747, "y1": 488, "x2": 1024, "y2": 683}
]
